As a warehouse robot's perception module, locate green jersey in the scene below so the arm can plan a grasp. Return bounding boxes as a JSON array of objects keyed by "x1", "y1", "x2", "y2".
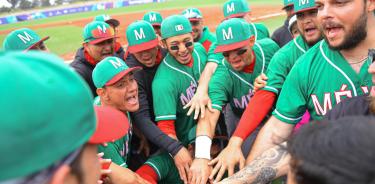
[
  {"x1": 273, "y1": 40, "x2": 372, "y2": 124},
  {"x1": 145, "y1": 152, "x2": 182, "y2": 184},
  {"x1": 209, "y1": 38, "x2": 279, "y2": 116},
  {"x1": 152, "y1": 43, "x2": 207, "y2": 145},
  {"x1": 197, "y1": 26, "x2": 217, "y2": 52},
  {"x1": 251, "y1": 22, "x2": 269, "y2": 40},
  {"x1": 98, "y1": 112, "x2": 132, "y2": 168},
  {"x1": 263, "y1": 35, "x2": 311, "y2": 94}
]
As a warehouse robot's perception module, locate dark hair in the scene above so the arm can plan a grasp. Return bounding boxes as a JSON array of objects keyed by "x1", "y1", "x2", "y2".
[{"x1": 288, "y1": 116, "x2": 375, "y2": 184}]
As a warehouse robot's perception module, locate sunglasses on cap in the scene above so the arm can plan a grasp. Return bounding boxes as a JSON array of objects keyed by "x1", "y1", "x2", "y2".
[
  {"x1": 170, "y1": 41, "x2": 193, "y2": 51},
  {"x1": 222, "y1": 48, "x2": 247, "y2": 57}
]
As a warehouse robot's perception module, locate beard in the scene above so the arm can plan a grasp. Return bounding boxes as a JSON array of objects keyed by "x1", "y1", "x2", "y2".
[
  {"x1": 299, "y1": 28, "x2": 322, "y2": 47},
  {"x1": 324, "y1": 9, "x2": 367, "y2": 50}
]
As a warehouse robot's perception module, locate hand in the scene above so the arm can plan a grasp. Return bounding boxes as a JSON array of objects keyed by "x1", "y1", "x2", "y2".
[
  {"x1": 97, "y1": 152, "x2": 112, "y2": 183},
  {"x1": 189, "y1": 158, "x2": 212, "y2": 184},
  {"x1": 208, "y1": 137, "x2": 245, "y2": 183},
  {"x1": 134, "y1": 173, "x2": 152, "y2": 184},
  {"x1": 173, "y1": 147, "x2": 193, "y2": 184},
  {"x1": 253, "y1": 73, "x2": 268, "y2": 92},
  {"x1": 183, "y1": 89, "x2": 213, "y2": 120},
  {"x1": 137, "y1": 133, "x2": 150, "y2": 157}
]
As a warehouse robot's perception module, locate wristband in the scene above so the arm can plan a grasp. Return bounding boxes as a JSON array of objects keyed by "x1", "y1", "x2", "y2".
[{"x1": 194, "y1": 135, "x2": 212, "y2": 160}]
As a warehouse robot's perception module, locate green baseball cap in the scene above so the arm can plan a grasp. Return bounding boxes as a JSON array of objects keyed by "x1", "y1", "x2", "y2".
[
  {"x1": 94, "y1": 14, "x2": 120, "y2": 28},
  {"x1": 83, "y1": 21, "x2": 116, "y2": 44},
  {"x1": 182, "y1": 8, "x2": 203, "y2": 21},
  {"x1": 143, "y1": 11, "x2": 163, "y2": 26},
  {"x1": 215, "y1": 18, "x2": 253, "y2": 53},
  {"x1": 92, "y1": 56, "x2": 141, "y2": 88},
  {"x1": 2, "y1": 28, "x2": 49, "y2": 51},
  {"x1": 0, "y1": 51, "x2": 123, "y2": 180},
  {"x1": 126, "y1": 20, "x2": 158, "y2": 53},
  {"x1": 223, "y1": 0, "x2": 251, "y2": 19},
  {"x1": 294, "y1": 0, "x2": 316, "y2": 13},
  {"x1": 283, "y1": 0, "x2": 294, "y2": 9},
  {"x1": 161, "y1": 15, "x2": 192, "y2": 39}
]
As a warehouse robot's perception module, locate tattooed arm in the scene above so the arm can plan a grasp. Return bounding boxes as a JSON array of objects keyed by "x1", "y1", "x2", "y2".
[{"x1": 218, "y1": 142, "x2": 290, "y2": 184}]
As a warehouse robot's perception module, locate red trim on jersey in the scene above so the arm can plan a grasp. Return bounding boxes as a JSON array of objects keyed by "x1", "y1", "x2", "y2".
[
  {"x1": 202, "y1": 40, "x2": 212, "y2": 52},
  {"x1": 84, "y1": 50, "x2": 99, "y2": 66},
  {"x1": 155, "y1": 48, "x2": 163, "y2": 65},
  {"x1": 114, "y1": 42, "x2": 122, "y2": 52},
  {"x1": 157, "y1": 120, "x2": 176, "y2": 136},
  {"x1": 233, "y1": 90, "x2": 276, "y2": 140},
  {"x1": 185, "y1": 57, "x2": 194, "y2": 68},
  {"x1": 243, "y1": 50, "x2": 256, "y2": 73},
  {"x1": 136, "y1": 165, "x2": 158, "y2": 184}
]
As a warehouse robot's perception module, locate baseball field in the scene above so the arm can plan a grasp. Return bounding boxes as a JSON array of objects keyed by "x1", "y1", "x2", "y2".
[{"x1": 0, "y1": 0, "x2": 285, "y2": 60}]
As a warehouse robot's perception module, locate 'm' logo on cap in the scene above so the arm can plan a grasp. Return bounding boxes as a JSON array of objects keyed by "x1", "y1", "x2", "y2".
[
  {"x1": 109, "y1": 58, "x2": 124, "y2": 69},
  {"x1": 97, "y1": 25, "x2": 107, "y2": 34},
  {"x1": 17, "y1": 31, "x2": 34, "y2": 44},
  {"x1": 222, "y1": 27, "x2": 233, "y2": 40},
  {"x1": 299, "y1": 0, "x2": 309, "y2": 5},
  {"x1": 149, "y1": 13, "x2": 157, "y2": 22},
  {"x1": 227, "y1": 2, "x2": 235, "y2": 13},
  {"x1": 175, "y1": 24, "x2": 184, "y2": 31},
  {"x1": 134, "y1": 28, "x2": 146, "y2": 40}
]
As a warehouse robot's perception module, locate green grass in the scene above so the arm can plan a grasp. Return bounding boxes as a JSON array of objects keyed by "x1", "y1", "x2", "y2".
[
  {"x1": 0, "y1": 0, "x2": 281, "y2": 31},
  {"x1": 261, "y1": 15, "x2": 285, "y2": 33}
]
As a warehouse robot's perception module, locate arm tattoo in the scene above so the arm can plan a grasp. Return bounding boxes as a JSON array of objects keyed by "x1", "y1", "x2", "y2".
[{"x1": 220, "y1": 143, "x2": 288, "y2": 184}]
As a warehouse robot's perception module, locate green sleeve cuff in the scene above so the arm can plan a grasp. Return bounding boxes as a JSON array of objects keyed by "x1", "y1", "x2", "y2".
[
  {"x1": 155, "y1": 115, "x2": 177, "y2": 121},
  {"x1": 272, "y1": 109, "x2": 302, "y2": 125},
  {"x1": 262, "y1": 86, "x2": 279, "y2": 95},
  {"x1": 211, "y1": 104, "x2": 223, "y2": 111}
]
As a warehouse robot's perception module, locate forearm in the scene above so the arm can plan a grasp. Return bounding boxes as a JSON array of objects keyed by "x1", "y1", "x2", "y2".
[
  {"x1": 109, "y1": 163, "x2": 140, "y2": 184},
  {"x1": 219, "y1": 143, "x2": 290, "y2": 184},
  {"x1": 246, "y1": 116, "x2": 294, "y2": 162},
  {"x1": 197, "y1": 62, "x2": 218, "y2": 93},
  {"x1": 196, "y1": 109, "x2": 221, "y2": 138}
]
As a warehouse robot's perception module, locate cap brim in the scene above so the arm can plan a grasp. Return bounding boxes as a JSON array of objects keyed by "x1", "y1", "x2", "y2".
[
  {"x1": 152, "y1": 23, "x2": 161, "y2": 27},
  {"x1": 106, "y1": 66, "x2": 142, "y2": 86},
  {"x1": 282, "y1": 4, "x2": 293, "y2": 10},
  {"x1": 189, "y1": 18, "x2": 202, "y2": 21},
  {"x1": 25, "y1": 36, "x2": 50, "y2": 51},
  {"x1": 89, "y1": 35, "x2": 119, "y2": 45},
  {"x1": 106, "y1": 19, "x2": 120, "y2": 27},
  {"x1": 214, "y1": 39, "x2": 250, "y2": 53},
  {"x1": 295, "y1": 6, "x2": 317, "y2": 14},
  {"x1": 88, "y1": 106, "x2": 129, "y2": 144},
  {"x1": 127, "y1": 39, "x2": 159, "y2": 53}
]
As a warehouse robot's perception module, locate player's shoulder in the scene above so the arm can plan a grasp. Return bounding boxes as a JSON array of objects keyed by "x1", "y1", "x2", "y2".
[
  {"x1": 294, "y1": 39, "x2": 324, "y2": 66},
  {"x1": 254, "y1": 38, "x2": 280, "y2": 57},
  {"x1": 193, "y1": 42, "x2": 207, "y2": 54},
  {"x1": 253, "y1": 22, "x2": 268, "y2": 30}
]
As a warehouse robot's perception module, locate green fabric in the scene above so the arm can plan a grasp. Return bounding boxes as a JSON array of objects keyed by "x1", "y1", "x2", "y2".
[
  {"x1": 263, "y1": 35, "x2": 311, "y2": 94},
  {"x1": 294, "y1": 0, "x2": 316, "y2": 13},
  {"x1": 223, "y1": 0, "x2": 251, "y2": 18},
  {"x1": 143, "y1": 11, "x2": 163, "y2": 25},
  {"x1": 161, "y1": 15, "x2": 192, "y2": 39},
  {"x1": 198, "y1": 27, "x2": 216, "y2": 45},
  {"x1": 216, "y1": 18, "x2": 253, "y2": 47},
  {"x1": 283, "y1": 0, "x2": 294, "y2": 7},
  {"x1": 126, "y1": 20, "x2": 157, "y2": 46},
  {"x1": 92, "y1": 56, "x2": 131, "y2": 88},
  {"x1": 3, "y1": 28, "x2": 47, "y2": 51},
  {"x1": 98, "y1": 112, "x2": 133, "y2": 168},
  {"x1": 152, "y1": 43, "x2": 207, "y2": 145},
  {"x1": 0, "y1": 51, "x2": 95, "y2": 180},
  {"x1": 182, "y1": 7, "x2": 203, "y2": 19},
  {"x1": 207, "y1": 42, "x2": 223, "y2": 64},
  {"x1": 209, "y1": 38, "x2": 279, "y2": 116},
  {"x1": 250, "y1": 22, "x2": 270, "y2": 40},
  {"x1": 94, "y1": 14, "x2": 112, "y2": 22},
  {"x1": 145, "y1": 153, "x2": 183, "y2": 184},
  {"x1": 82, "y1": 21, "x2": 114, "y2": 43},
  {"x1": 273, "y1": 40, "x2": 372, "y2": 124}
]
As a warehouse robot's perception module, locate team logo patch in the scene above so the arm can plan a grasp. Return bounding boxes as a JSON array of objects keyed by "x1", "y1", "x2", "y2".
[{"x1": 175, "y1": 24, "x2": 184, "y2": 31}]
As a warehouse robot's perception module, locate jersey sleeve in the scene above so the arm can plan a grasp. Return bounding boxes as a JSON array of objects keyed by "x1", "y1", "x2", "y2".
[
  {"x1": 272, "y1": 57, "x2": 308, "y2": 124},
  {"x1": 207, "y1": 42, "x2": 224, "y2": 64},
  {"x1": 144, "y1": 153, "x2": 181, "y2": 182},
  {"x1": 263, "y1": 50, "x2": 291, "y2": 94},
  {"x1": 98, "y1": 143, "x2": 127, "y2": 168},
  {"x1": 152, "y1": 77, "x2": 178, "y2": 121},
  {"x1": 208, "y1": 64, "x2": 232, "y2": 111}
]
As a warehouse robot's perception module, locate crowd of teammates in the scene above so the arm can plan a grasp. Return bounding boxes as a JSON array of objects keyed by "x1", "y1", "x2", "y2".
[{"x1": 1, "y1": 0, "x2": 375, "y2": 183}]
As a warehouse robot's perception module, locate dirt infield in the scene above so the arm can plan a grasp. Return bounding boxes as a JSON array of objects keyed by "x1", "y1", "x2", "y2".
[{"x1": 1, "y1": 4, "x2": 283, "y2": 60}]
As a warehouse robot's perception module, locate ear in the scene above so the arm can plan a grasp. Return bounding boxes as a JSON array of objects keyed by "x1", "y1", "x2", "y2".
[
  {"x1": 367, "y1": 0, "x2": 375, "y2": 13},
  {"x1": 162, "y1": 40, "x2": 168, "y2": 50},
  {"x1": 249, "y1": 35, "x2": 256, "y2": 47},
  {"x1": 49, "y1": 165, "x2": 71, "y2": 184},
  {"x1": 97, "y1": 88, "x2": 109, "y2": 103}
]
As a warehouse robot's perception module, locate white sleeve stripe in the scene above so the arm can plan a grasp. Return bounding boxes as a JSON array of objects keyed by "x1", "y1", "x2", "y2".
[
  {"x1": 264, "y1": 86, "x2": 279, "y2": 93},
  {"x1": 119, "y1": 163, "x2": 126, "y2": 167},
  {"x1": 212, "y1": 104, "x2": 222, "y2": 109},
  {"x1": 156, "y1": 115, "x2": 176, "y2": 119},
  {"x1": 145, "y1": 162, "x2": 162, "y2": 179},
  {"x1": 274, "y1": 109, "x2": 303, "y2": 121}
]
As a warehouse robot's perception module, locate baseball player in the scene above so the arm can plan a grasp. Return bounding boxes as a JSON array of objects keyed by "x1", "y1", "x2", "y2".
[
  {"x1": 92, "y1": 56, "x2": 152, "y2": 184},
  {"x1": 189, "y1": 18, "x2": 279, "y2": 184},
  {"x1": 271, "y1": 0, "x2": 294, "y2": 47},
  {"x1": 3, "y1": 28, "x2": 49, "y2": 51},
  {"x1": 94, "y1": 14, "x2": 125, "y2": 57},
  {"x1": 143, "y1": 11, "x2": 163, "y2": 37},
  {"x1": 70, "y1": 21, "x2": 118, "y2": 96},
  {"x1": 209, "y1": 1, "x2": 323, "y2": 179},
  {"x1": 222, "y1": 0, "x2": 270, "y2": 40},
  {"x1": 125, "y1": 20, "x2": 191, "y2": 172},
  {"x1": 181, "y1": 8, "x2": 217, "y2": 52},
  {"x1": 288, "y1": 15, "x2": 299, "y2": 38},
  {"x1": 152, "y1": 14, "x2": 208, "y2": 183},
  {"x1": 245, "y1": 0, "x2": 375, "y2": 180},
  {"x1": 0, "y1": 51, "x2": 128, "y2": 183}
]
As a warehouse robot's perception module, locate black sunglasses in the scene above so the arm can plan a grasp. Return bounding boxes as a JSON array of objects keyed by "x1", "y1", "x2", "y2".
[
  {"x1": 170, "y1": 41, "x2": 193, "y2": 51},
  {"x1": 222, "y1": 48, "x2": 247, "y2": 57}
]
